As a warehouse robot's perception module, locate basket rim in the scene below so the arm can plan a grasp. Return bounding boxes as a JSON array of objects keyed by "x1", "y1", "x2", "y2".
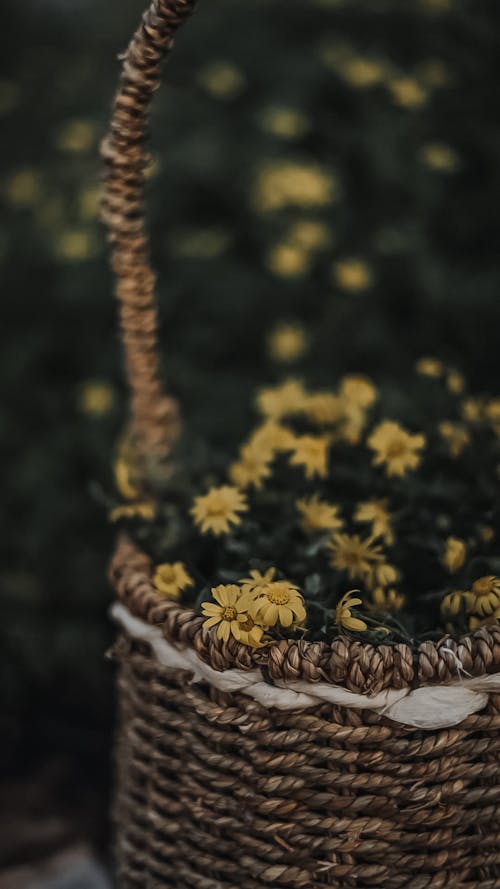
[{"x1": 110, "y1": 534, "x2": 500, "y2": 694}]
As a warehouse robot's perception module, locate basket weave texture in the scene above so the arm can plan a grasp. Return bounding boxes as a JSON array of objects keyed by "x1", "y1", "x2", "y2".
[{"x1": 102, "y1": 2, "x2": 500, "y2": 887}]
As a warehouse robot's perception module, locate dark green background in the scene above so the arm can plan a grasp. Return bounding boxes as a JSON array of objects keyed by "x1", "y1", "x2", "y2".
[{"x1": 2, "y1": 0, "x2": 500, "y2": 860}]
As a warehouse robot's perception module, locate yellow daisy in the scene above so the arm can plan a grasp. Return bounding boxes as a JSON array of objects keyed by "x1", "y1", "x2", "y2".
[
  {"x1": 201, "y1": 585, "x2": 248, "y2": 642},
  {"x1": 268, "y1": 322, "x2": 309, "y2": 363},
  {"x1": 253, "y1": 161, "x2": 337, "y2": 212},
  {"x1": 367, "y1": 421, "x2": 426, "y2": 477},
  {"x1": 388, "y1": 77, "x2": 428, "y2": 109},
  {"x1": 240, "y1": 567, "x2": 277, "y2": 597},
  {"x1": 232, "y1": 614, "x2": 267, "y2": 648},
  {"x1": 372, "y1": 562, "x2": 400, "y2": 588},
  {"x1": 191, "y1": 485, "x2": 248, "y2": 536},
  {"x1": 248, "y1": 421, "x2": 296, "y2": 453},
  {"x1": 469, "y1": 607, "x2": 500, "y2": 631},
  {"x1": 242, "y1": 580, "x2": 306, "y2": 629},
  {"x1": 153, "y1": 562, "x2": 194, "y2": 600},
  {"x1": 109, "y1": 502, "x2": 155, "y2": 523},
  {"x1": 333, "y1": 258, "x2": 373, "y2": 291},
  {"x1": 328, "y1": 533, "x2": 383, "y2": 581},
  {"x1": 335, "y1": 591, "x2": 367, "y2": 632},
  {"x1": 354, "y1": 499, "x2": 394, "y2": 545},
  {"x1": 289, "y1": 434, "x2": 330, "y2": 479},
  {"x1": 461, "y1": 398, "x2": 484, "y2": 423},
  {"x1": 446, "y1": 370, "x2": 465, "y2": 395},
  {"x1": 441, "y1": 590, "x2": 473, "y2": 618},
  {"x1": 438, "y1": 421, "x2": 470, "y2": 458},
  {"x1": 370, "y1": 587, "x2": 405, "y2": 614},
  {"x1": 296, "y1": 495, "x2": 343, "y2": 533},
  {"x1": 340, "y1": 375, "x2": 377, "y2": 408},
  {"x1": 304, "y1": 392, "x2": 343, "y2": 425},
  {"x1": 229, "y1": 442, "x2": 273, "y2": 490},
  {"x1": 441, "y1": 537, "x2": 467, "y2": 574},
  {"x1": 256, "y1": 379, "x2": 308, "y2": 420},
  {"x1": 415, "y1": 356, "x2": 443, "y2": 378},
  {"x1": 339, "y1": 401, "x2": 367, "y2": 445},
  {"x1": 471, "y1": 576, "x2": 500, "y2": 617}
]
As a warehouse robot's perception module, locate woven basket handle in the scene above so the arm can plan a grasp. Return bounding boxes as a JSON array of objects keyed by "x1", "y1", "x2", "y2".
[{"x1": 101, "y1": 0, "x2": 197, "y2": 459}]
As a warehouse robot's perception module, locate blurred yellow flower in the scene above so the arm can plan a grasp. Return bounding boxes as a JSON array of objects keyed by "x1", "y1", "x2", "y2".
[
  {"x1": 55, "y1": 229, "x2": 98, "y2": 261},
  {"x1": 289, "y1": 434, "x2": 330, "y2": 479},
  {"x1": 354, "y1": 499, "x2": 394, "y2": 545},
  {"x1": 370, "y1": 587, "x2": 405, "y2": 614},
  {"x1": 388, "y1": 77, "x2": 428, "y2": 109},
  {"x1": 79, "y1": 380, "x2": 115, "y2": 416},
  {"x1": 340, "y1": 375, "x2": 377, "y2": 408},
  {"x1": 479, "y1": 526, "x2": 495, "y2": 545},
  {"x1": 471, "y1": 576, "x2": 500, "y2": 617},
  {"x1": 368, "y1": 421, "x2": 426, "y2": 477},
  {"x1": 288, "y1": 220, "x2": 332, "y2": 252},
  {"x1": 241, "y1": 580, "x2": 306, "y2": 628},
  {"x1": 373, "y1": 562, "x2": 400, "y2": 588},
  {"x1": 335, "y1": 591, "x2": 367, "y2": 632},
  {"x1": 416, "y1": 356, "x2": 443, "y2": 378},
  {"x1": 233, "y1": 614, "x2": 267, "y2": 647},
  {"x1": 266, "y1": 242, "x2": 310, "y2": 277},
  {"x1": 191, "y1": 486, "x2": 248, "y2": 536},
  {"x1": 339, "y1": 57, "x2": 386, "y2": 88},
  {"x1": 333, "y1": 258, "x2": 373, "y2": 291},
  {"x1": 441, "y1": 590, "x2": 473, "y2": 618},
  {"x1": 469, "y1": 608, "x2": 500, "y2": 631},
  {"x1": 304, "y1": 392, "x2": 343, "y2": 425},
  {"x1": 201, "y1": 585, "x2": 248, "y2": 642},
  {"x1": 296, "y1": 495, "x2": 343, "y2": 533},
  {"x1": 249, "y1": 421, "x2": 296, "y2": 453},
  {"x1": 256, "y1": 379, "x2": 308, "y2": 420},
  {"x1": 259, "y1": 105, "x2": 310, "y2": 139},
  {"x1": 114, "y1": 457, "x2": 140, "y2": 501},
  {"x1": 153, "y1": 562, "x2": 194, "y2": 600},
  {"x1": 254, "y1": 161, "x2": 337, "y2": 212},
  {"x1": 229, "y1": 442, "x2": 273, "y2": 490},
  {"x1": 240, "y1": 567, "x2": 277, "y2": 598},
  {"x1": 200, "y1": 61, "x2": 245, "y2": 98},
  {"x1": 109, "y1": 502, "x2": 155, "y2": 523},
  {"x1": 268, "y1": 322, "x2": 309, "y2": 363},
  {"x1": 446, "y1": 370, "x2": 465, "y2": 395},
  {"x1": 438, "y1": 421, "x2": 470, "y2": 458},
  {"x1": 329, "y1": 533, "x2": 383, "y2": 581},
  {"x1": 55, "y1": 118, "x2": 97, "y2": 152},
  {"x1": 420, "y1": 142, "x2": 461, "y2": 172},
  {"x1": 442, "y1": 537, "x2": 467, "y2": 573},
  {"x1": 461, "y1": 398, "x2": 483, "y2": 423},
  {"x1": 78, "y1": 185, "x2": 101, "y2": 221},
  {"x1": 5, "y1": 169, "x2": 41, "y2": 206}
]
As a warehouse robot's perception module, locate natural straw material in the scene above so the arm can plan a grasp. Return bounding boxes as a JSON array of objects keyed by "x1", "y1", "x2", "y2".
[{"x1": 102, "y1": 2, "x2": 500, "y2": 886}]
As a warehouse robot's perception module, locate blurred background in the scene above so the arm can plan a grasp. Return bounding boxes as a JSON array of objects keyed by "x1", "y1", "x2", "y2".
[{"x1": 2, "y1": 0, "x2": 500, "y2": 883}]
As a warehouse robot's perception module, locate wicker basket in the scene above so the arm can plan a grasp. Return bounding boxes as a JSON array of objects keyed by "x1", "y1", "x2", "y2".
[{"x1": 102, "y1": 2, "x2": 500, "y2": 886}]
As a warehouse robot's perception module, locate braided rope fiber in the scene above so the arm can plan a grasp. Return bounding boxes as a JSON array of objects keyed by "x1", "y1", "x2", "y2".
[{"x1": 114, "y1": 636, "x2": 500, "y2": 889}]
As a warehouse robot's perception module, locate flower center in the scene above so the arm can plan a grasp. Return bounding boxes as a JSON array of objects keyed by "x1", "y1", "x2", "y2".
[
  {"x1": 222, "y1": 605, "x2": 237, "y2": 620},
  {"x1": 267, "y1": 588, "x2": 290, "y2": 605},
  {"x1": 387, "y1": 440, "x2": 406, "y2": 458}
]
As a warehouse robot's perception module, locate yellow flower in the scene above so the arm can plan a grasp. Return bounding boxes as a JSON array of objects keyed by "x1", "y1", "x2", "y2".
[
  {"x1": 328, "y1": 533, "x2": 383, "y2": 581},
  {"x1": 339, "y1": 401, "x2": 367, "y2": 445},
  {"x1": 446, "y1": 369, "x2": 465, "y2": 395},
  {"x1": 438, "y1": 421, "x2": 470, "y2": 458},
  {"x1": 79, "y1": 380, "x2": 115, "y2": 416},
  {"x1": 441, "y1": 590, "x2": 473, "y2": 618},
  {"x1": 232, "y1": 614, "x2": 267, "y2": 648},
  {"x1": 200, "y1": 61, "x2": 245, "y2": 99},
  {"x1": 201, "y1": 585, "x2": 248, "y2": 642},
  {"x1": 486, "y1": 399, "x2": 500, "y2": 435},
  {"x1": 339, "y1": 57, "x2": 386, "y2": 88},
  {"x1": 288, "y1": 220, "x2": 332, "y2": 252},
  {"x1": 442, "y1": 537, "x2": 467, "y2": 573},
  {"x1": 289, "y1": 434, "x2": 330, "y2": 479},
  {"x1": 469, "y1": 608, "x2": 500, "y2": 631},
  {"x1": 296, "y1": 495, "x2": 343, "y2": 533},
  {"x1": 462, "y1": 398, "x2": 484, "y2": 423},
  {"x1": 367, "y1": 421, "x2": 426, "y2": 477},
  {"x1": 420, "y1": 143, "x2": 461, "y2": 173},
  {"x1": 114, "y1": 457, "x2": 140, "y2": 501},
  {"x1": 388, "y1": 77, "x2": 428, "y2": 109},
  {"x1": 259, "y1": 105, "x2": 309, "y2": 139},
  {"x1": 153, "y1": 562, "x2": 194, "y2": 600},
  {"x1": 241, "y1": 580, "x2": 306, "y2": 629},
  {"x1": 373, "y1": 562, "x2": 400, "y2": 588},
  {"x1": 268, "y1": 322, "x2": 309, "y2": 363},
  {"x1": 266, "y1": 242, "x2": 310, "y2": 277},
  {"x1": 354, "y1": 499, "x2": 394, "y2": 545},
  {"x1": 471, "y1": 576, "x2": 500, "y2": 617},
  {"x1": 335, "y1": 591, "x2": 367, "y2": 632},
  {"x1": 256, "y1": 379, "x2": 308, "y2": 420},
  {"x1": 416, "y1": 356, "x2": 443, "y2": 378},
  {"x1": 333, "y1": 258, "x2": 373, "y2": 291},
  {"x1": 55, "y1": 118, "x2": 96, "y2": 153},
  {"x1": 5, "y1": 168, "x2": 41, "y2": 206},
  {"x1": 254, "y1": 161, "x2": 338, "y2": 212},
  {"x1": 55, "y1": 229, "x2": 98, "y2": 261},
  {"x1": 370, "y1": 587, "x2": 405, "y2": 614},
  {"x1": 229, "y1": 442, "x2": 273, "y2": 490},
  {"x1": 340, "y1": 375, "x2": 378, "y2": 408},
  {"x1": 304, "y1": 392, "x2": 343, "y2": 425},
  {"x1": 248, "y1": 421, "x2": 296, "y2": 453},
  {"x1": 479, "y1": 526, "x2": 495, "y2": 545},
  {"x1": 240, "y1": 567, "x2": 277, "y2": 597},
  {"x1": 191, "y1": 485, "x2": 248, "y2": 536},
  {"x1": 109, "y1": 502, "x2": 155, "y2": 523}
]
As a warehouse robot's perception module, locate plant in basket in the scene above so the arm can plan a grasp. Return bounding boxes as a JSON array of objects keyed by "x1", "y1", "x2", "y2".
[{"x1": 101, "y1": 1, "x2": 500, "y2": 887}]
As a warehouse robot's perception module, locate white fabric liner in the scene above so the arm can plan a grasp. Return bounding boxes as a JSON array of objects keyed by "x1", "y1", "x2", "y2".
[{"x1": 112, "y1": 602, "x2": 500, "y2": 730}]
